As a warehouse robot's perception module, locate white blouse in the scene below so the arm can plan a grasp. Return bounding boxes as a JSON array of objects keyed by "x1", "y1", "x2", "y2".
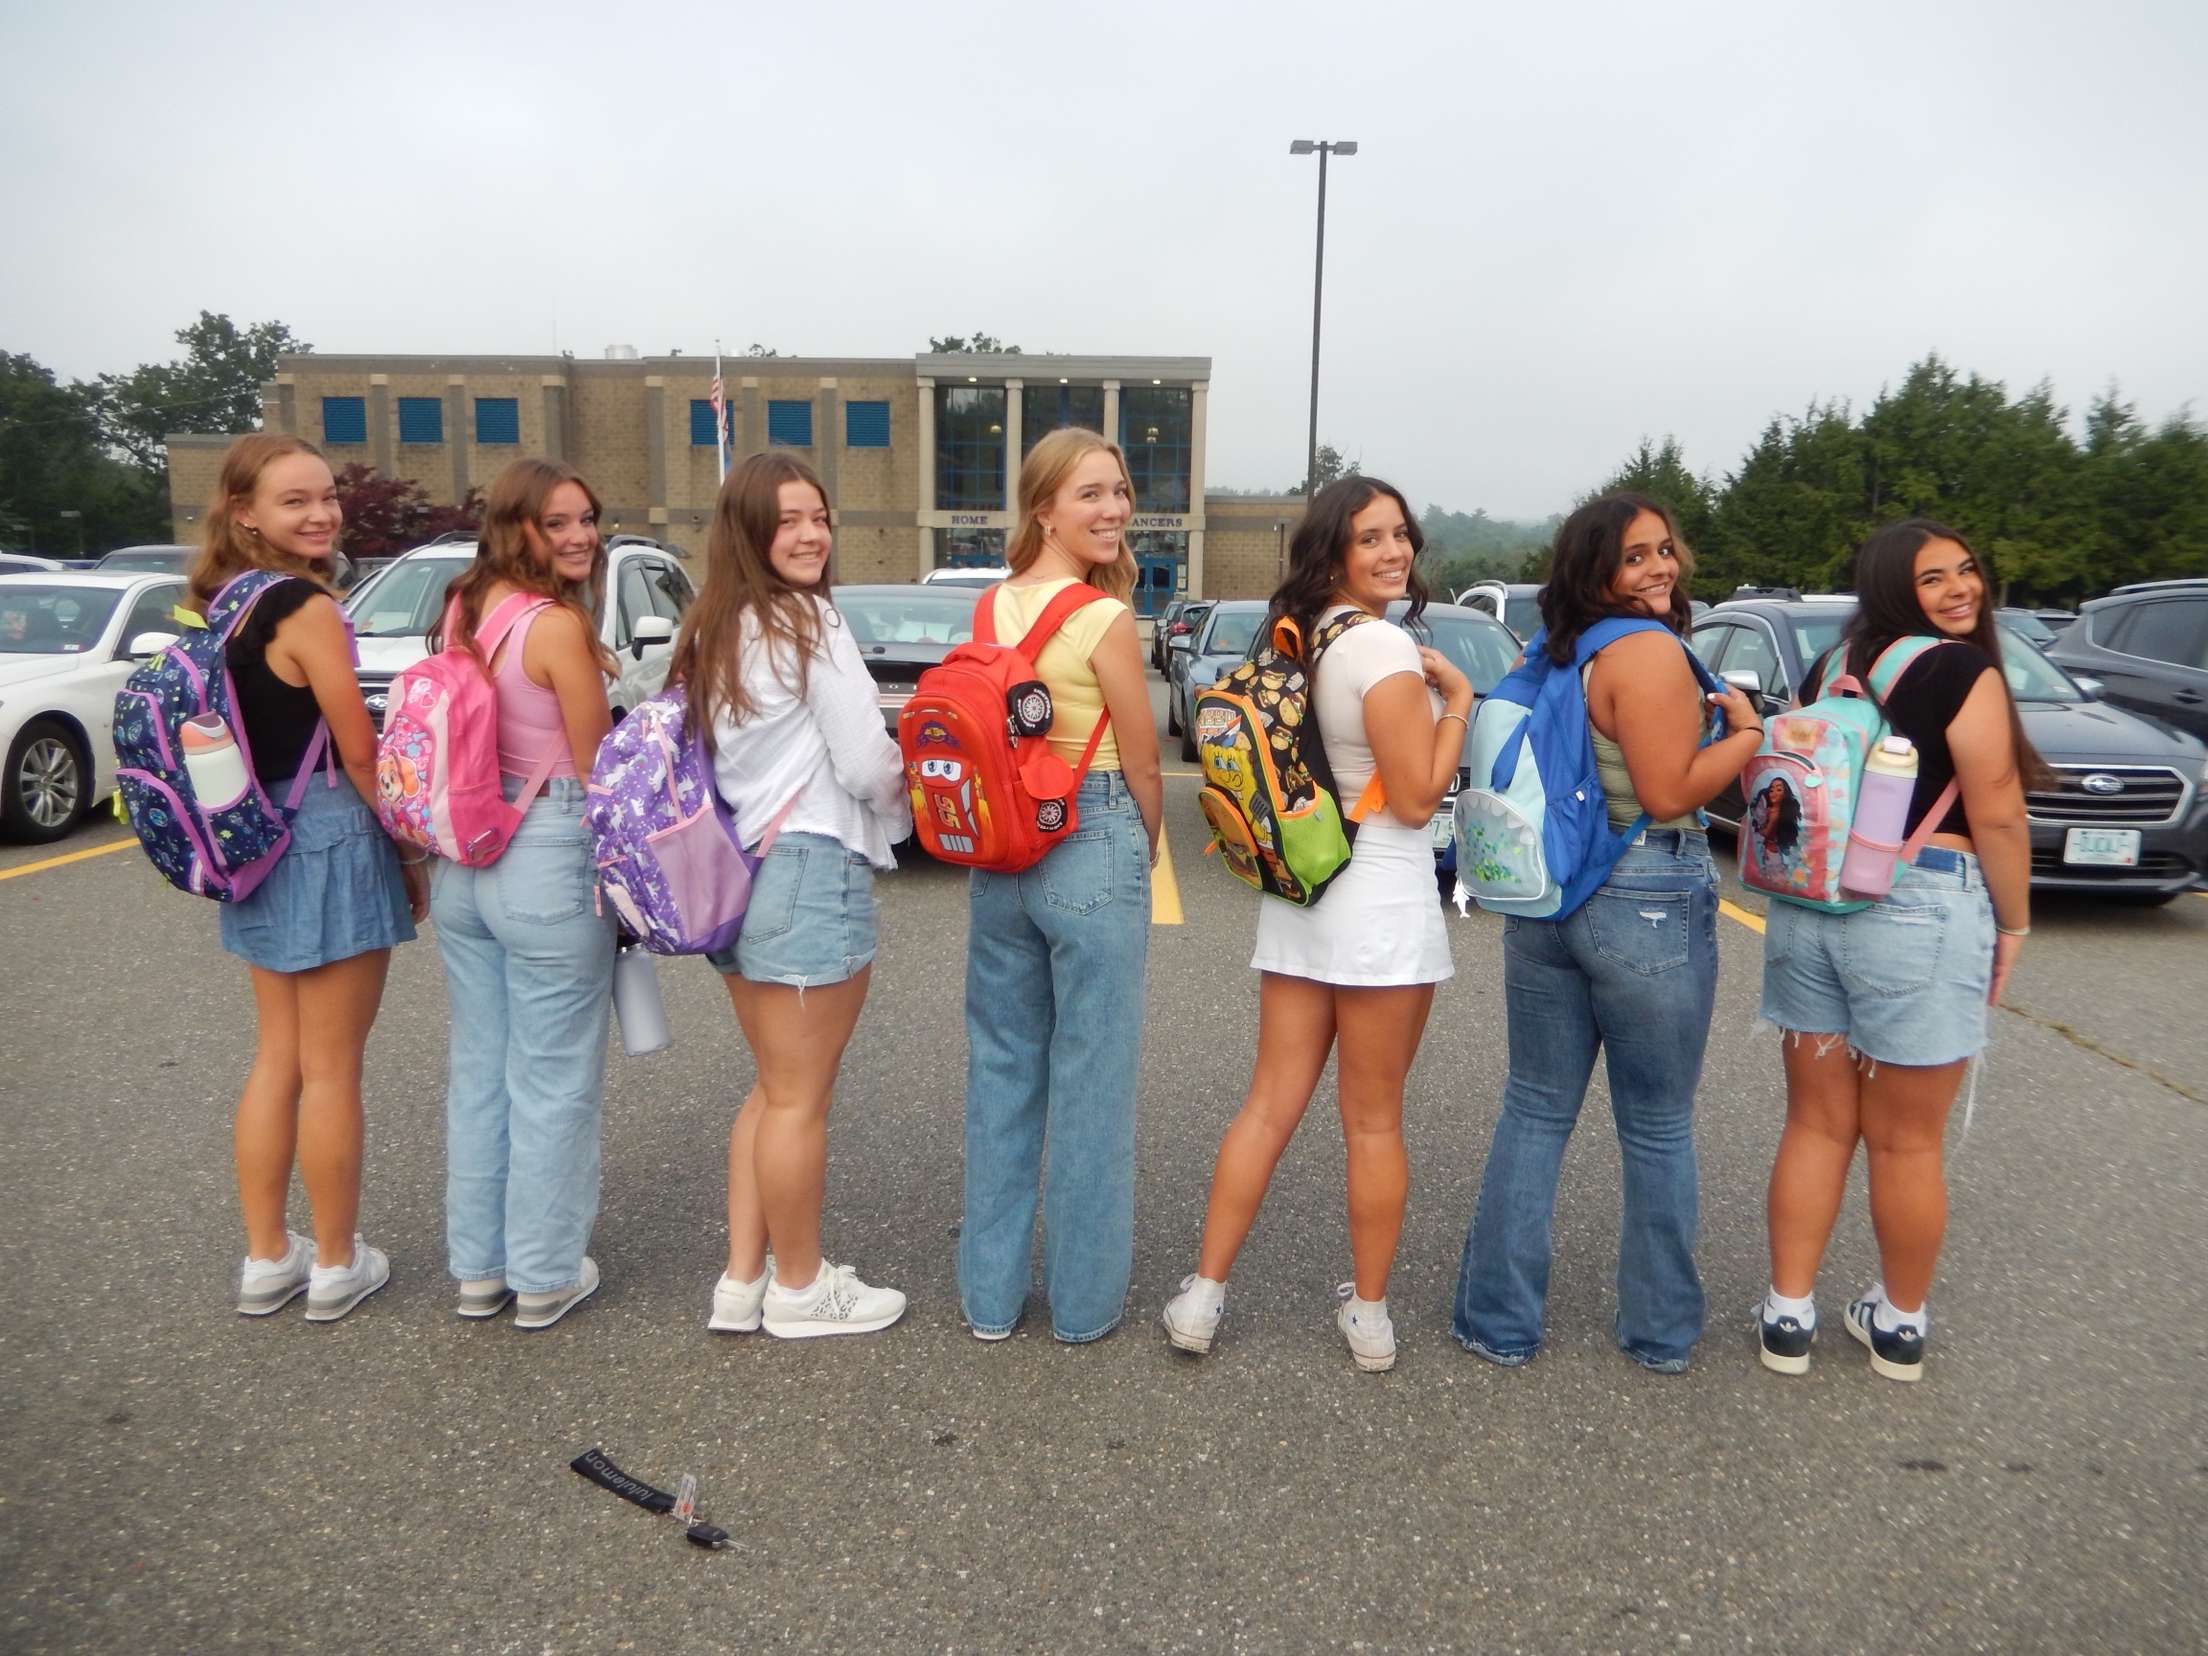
[{"x1": 709, "y1": 599, "x2": 913, "y2": 869}]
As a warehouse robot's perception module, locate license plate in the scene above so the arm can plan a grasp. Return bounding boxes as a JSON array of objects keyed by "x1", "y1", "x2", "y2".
[
  {"x1": 2064, "y1": 827, "x2": 2140, "y2": 866},
  {"x1": 1430, "y1": 809, "x2": 1455, "y2": 850}
]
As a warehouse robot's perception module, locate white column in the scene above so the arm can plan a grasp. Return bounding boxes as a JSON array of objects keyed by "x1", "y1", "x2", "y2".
[
  {"x1": 1101, "y1": 379, "x2": 1121, "y2": 450},
  {"x1": 916, "y1": 376, "x2": 936, "y2": 577},
  {"x1": 1002, "y1": 377, "x2": 1023, "y2": 511},
  {"x1": 1187, "y1": 380, "x2": 1209, "y2": 597}
]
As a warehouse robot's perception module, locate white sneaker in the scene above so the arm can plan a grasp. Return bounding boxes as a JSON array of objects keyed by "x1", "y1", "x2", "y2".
[
  {"x1": 762, "y1": 1261, "x2": 906, "y2": 1339},
  {"x1": 304, "y1": 1237, "x2": 391, "y2": 1323},
  {"x1": 707, "y1": 1260, "x2": 773, "y2": 1333},
  {"x1": 237, "y1": 1231, "x2": 314, "y2": 1316},
  {"x1": 1162, "y1": 1273, "x2": 1226, "y2": 1355},
  {"x1": 1335, "y1": 1283, "x2": 1397, "y2": 1372},
  {"x1": 456, "y1": 1276, "x2": 513, "y2": 1319},
  {"x1": 514, "y1": 1257, "x2": 601, "y2": 1331}
]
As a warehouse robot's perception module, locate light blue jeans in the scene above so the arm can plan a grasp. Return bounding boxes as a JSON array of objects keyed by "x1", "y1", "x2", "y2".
[
  {"x1": 431, "y1": 778, "x2": 616, "y2": 1294},
  {"x1": 1452, "y1": 830, "x2": 1719, "y2": 1371},
  {"x1": 959, "y1": 772, "x2": 1150, "y2": 1341}
]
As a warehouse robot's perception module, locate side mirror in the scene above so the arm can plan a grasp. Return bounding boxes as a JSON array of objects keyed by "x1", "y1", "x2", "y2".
[
  {"x1": 2071, "y1": 674, "x2": 2103, "y2": 699},
  {"x1": 629, "y1": 614, "x2": 675, "y2": 660},
  {"x1": 126, "y1": 630, "x2": 179, "y2": 659},
  {"x1": 1168, "y1": 635, "x2": 1194, "y2": 655},
  {"x1": 1722, "y1": 667, "x2": 1766, "y2": 698}
]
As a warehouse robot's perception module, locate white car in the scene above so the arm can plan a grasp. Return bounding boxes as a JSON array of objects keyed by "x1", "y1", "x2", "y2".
[
  {"x1": 0, "y1": 572, "x2": 190, "y2": 841},
  {"x1": 921, "y1": 565, "x2": 1011, "y2": 589},
  {"x1": 344, "y1": 536, "x2": 696, "y2": 723}
]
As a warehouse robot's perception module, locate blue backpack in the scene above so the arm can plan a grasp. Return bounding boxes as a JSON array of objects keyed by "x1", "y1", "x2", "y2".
[
  {"x1": 113, "y1": 570, "x2": 337, "y2": 902},
  {"x1": 1452, "y1": 617, "x2": 1724, "y2": 919}
]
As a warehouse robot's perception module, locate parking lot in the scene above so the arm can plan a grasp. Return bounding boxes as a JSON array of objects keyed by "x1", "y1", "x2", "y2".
[{"x1": 3, "y1": 675, "x2": 2204, "y2": 1654}]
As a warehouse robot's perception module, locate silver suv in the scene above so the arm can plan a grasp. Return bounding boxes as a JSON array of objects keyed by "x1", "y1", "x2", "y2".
[{"x1": 2048, "y1": 578, "x2": 2208, "y2": 743}]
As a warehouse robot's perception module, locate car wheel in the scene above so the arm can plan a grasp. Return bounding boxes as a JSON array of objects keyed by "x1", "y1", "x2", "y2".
[
  {"x1": 3, "y1": 719, "x2": 86, "y2": 843},
  {"x1": 1179, "y1": 720, "x2": 1197, "y2": 763},
  {"x1": 1165, "y1": 694, "x2": 1180, "y2": 738}
]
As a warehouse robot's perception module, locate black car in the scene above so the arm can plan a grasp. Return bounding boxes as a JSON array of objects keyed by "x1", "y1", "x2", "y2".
[
  {"x1": 2047, "y1": 578, "x2": 2208, "y2": 744},
  {"x1": 1695, "y1": 598, "x2": 2208, "y2": 903},
  {"x1": 835, "y1": 583, "x2": 988, "y2": 736}
]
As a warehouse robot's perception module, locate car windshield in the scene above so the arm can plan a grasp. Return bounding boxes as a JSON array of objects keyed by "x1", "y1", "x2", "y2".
[
  {"x1": 1203, "y1": 610, "x2": 1264, "y2": 656},
  {"x1": 0, "y1": 585, "x2": 123, "y2": 654},
  {"x1": 1999, "y1": 609, "x2": 2057, "y2": 645},
  {"x1": 1402, "y1": 612, "x2": 1521, "y2": 695},
  {"x1": 1504, "y1": 596, "x2": 1543, "y2": 640},
  {"x1": 97, "y1": 549, "x2": 189, "y2": 571},
  {"x1": 344, "y1": 557, "x2": 471, "y2": 636},
  {"x1": 1998, "y1": 626, "x2": 2084, "y2": 702},
  {"x1": 839, "y1": 591, "x2": 980, "y2": 647}
]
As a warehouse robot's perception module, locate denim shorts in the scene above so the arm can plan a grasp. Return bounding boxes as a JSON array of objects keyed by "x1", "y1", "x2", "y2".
[
  {"x1": 218, "y1": 774, "x2": 415, "y2": 972},
  {"x1": 706, "y1": 832, "x2": 878, "y2": 987},
  {"x1": 1759, "y1": 848, "x2": 1995, "y2": 1067}
]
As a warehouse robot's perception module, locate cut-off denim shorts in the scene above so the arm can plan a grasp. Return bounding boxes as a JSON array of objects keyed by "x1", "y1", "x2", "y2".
[
  {"x1": 706, "y1": 831, "x2": 878, "y2": 988},
  {"x1": 1758, "y1": 847, "x2": 1995, "y2": 1067}
]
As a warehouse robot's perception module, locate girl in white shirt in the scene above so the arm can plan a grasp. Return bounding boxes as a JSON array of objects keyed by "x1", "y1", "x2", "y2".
[
  {"x1": 667, "y1": 453, "x2": 914, "y2": 1339},
  {"x1": 1163, "y1": 477, "x2": 1471, "y2": 1372}
]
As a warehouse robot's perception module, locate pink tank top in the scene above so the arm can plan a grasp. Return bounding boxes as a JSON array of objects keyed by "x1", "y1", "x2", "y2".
[{"x1": 490, "y1": 602, "x2": 577, "y2": 779}]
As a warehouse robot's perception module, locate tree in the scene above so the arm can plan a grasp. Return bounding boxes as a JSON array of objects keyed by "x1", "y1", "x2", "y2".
[
  {"x1": 333, "y1": 464, "x2": 483, "y2": 562},
  {"x1": 927, "y1": 333, "x2": 1023, "y2": 354},
  {"x1": 1289, "y1": 442, "x2": 1358, "y2": 496},
  {"x1": 95, "y1": 312, "x2": 310, "y2": 472},
  {"x1": 0, "y1": 351, "x2": 165, "y2": 552}
]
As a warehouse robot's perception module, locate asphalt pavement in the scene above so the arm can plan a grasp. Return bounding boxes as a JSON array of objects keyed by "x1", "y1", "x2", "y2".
[{"x1": 3, "y1": 678, "x2": 2204, "y2": 1654}]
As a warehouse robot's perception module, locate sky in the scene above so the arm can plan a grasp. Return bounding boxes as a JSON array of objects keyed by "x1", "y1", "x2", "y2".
[{"x1": 5, "y1": 0, "x2": 2204, "y2": 520}]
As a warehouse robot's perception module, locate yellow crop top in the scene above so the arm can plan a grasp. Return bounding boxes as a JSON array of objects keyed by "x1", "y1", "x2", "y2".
[{"x1": 987, "y1": 577, "x2": 1127, "y2": 770}]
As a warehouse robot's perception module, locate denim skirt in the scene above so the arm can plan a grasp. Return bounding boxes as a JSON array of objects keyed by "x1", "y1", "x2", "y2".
[
  {"x1": 706, "y1": 831, "x2": 878, "y2": 988},
  {"x1": 218, "y1": 775, "x2": 415, "y2": 973}
]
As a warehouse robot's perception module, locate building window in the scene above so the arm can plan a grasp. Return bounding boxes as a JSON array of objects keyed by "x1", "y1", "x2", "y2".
[
  {"x1": 475, "y1": 398, "x2": 520, "y2": 445},
  {"x1": 396, "y1": 397, "x2": 443, "y2": 444},
  {"x1": 1119, "y1": 386, "x2": 1192, "y2": 513},
  {"x1": 1021, "y1": 384, "x2": 1105, "y2": 456},
  {"x1": 767, "y1": 399, "x2": 813, "y2": 448},
  {"x1": 321, "y1": 396, "x2": 367, "y2": 446},
  {"x1": 845, "y1": 401, "x2": 891, "y2": 448},
  {"x1": 689, "y1": 399, "x2": 729, "y2": 447},
  {"x1": 935, "y1": 385, "x2": 1006, "y2": 511}
]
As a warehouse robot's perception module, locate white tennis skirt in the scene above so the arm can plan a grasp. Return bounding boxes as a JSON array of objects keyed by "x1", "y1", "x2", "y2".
[{"x1": 1249, "y1": 821, "x2": 1454, "y2": 987}]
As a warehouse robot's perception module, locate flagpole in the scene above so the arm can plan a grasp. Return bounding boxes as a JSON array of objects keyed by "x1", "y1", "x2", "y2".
[{"x1": 713, "y1": 340, "x2": 728, "y2": 485}]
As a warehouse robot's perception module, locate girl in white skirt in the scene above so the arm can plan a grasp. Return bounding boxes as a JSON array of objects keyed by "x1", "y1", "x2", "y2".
[{"x1": 1163, "y1": 476, "x2": 1470, "y2": 1371}]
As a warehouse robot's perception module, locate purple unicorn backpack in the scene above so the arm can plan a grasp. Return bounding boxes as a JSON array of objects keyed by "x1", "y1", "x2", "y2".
[{"x1": 585, "y1": 688, "x2": 790, "y2": 954}]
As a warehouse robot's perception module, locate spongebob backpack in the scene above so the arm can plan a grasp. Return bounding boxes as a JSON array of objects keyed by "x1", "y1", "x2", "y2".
[{"x1": 1192, "y1": 612, "x2": 1384, "y2": 905}]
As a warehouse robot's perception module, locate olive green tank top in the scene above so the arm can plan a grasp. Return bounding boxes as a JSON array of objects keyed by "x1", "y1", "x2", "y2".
[{"x1": 1584, "y1": 664, "x2": 1698, "y2": 831}]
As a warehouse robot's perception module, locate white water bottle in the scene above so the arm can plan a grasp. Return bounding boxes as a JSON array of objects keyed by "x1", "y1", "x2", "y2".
[
  {"x1": 179, "y1": 713, "x2": 249, "y2": 808},
  {"x1": 612, "y1": 944, "x2": 671, "y2": 1056},
  {"x1": 1840, "y1": 737, "x2": 1919, "y2": 899}
]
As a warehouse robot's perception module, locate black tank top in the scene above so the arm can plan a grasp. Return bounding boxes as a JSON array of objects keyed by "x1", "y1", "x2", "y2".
[
  {"x1": 225, "y1": 579, "x2": 327, "y2": 784},
  {"x1": 1806, "y1": 638, "x2": 1998, "y2": 838}
]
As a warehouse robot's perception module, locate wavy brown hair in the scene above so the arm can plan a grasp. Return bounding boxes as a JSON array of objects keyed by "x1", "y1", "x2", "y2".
[
  {"x1": 1537, "y1": 491, "x2": 1696, "y2": 665},
  {"x1": 668, "y1": 451, "x2": 836, "y2": 753},
  {"x1": 186, "y1": 433, "x2": 338, "y2": 612},
  {"x1": 1262, "y1": 475, "x2": 1430, "y2": 659},
  {"x1": 429, "y1": 459, "x2": 615, "y2": 678},
  {"x1": 1007, "y1": 428, "x2": 1137, "y2": 604}
]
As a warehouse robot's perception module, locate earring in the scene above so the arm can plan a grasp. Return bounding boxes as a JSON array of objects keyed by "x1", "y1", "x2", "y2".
[{"x1": 246, "y1": 525, "x2": 260, "y2": 538}]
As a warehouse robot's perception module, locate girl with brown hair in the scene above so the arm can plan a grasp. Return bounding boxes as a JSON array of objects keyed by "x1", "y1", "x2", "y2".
[
  {"x1": 676, "y1": 452, "x2": 912, "y2": 1339},
  {"x1": 427, "y1": 459, "x2": 621, "y2": 1330},
  {"x1": 198, "y1": 434, "x2": 428, "y2": 1324}
]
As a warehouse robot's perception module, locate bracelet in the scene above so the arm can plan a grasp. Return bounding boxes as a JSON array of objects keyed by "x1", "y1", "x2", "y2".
[
  {"x1": 396, "y1": 846, "x2": 431, "y2": 867},
  {"x1": 1996, "y1": 923, "x2": 2030, "y2": 938},
  {"x1": 1438, "y1": 711, "x2": 1469, "y2": 731}
]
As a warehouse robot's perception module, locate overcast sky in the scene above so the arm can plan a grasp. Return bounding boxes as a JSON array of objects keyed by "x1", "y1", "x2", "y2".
[{"x1": 5, "y1": 0, "x2": 2203, "y2": 519}]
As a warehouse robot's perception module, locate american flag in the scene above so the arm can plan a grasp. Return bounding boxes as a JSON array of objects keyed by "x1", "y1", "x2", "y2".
[{"x1": 708, "y1": 371, "x2": 726, "y2": 433}]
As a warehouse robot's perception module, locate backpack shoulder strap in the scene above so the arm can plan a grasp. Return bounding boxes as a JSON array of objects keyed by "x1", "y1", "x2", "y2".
[
  {"x1": 475, "y1": 592, "x2": 549, "y2": 664},
  {"x1": 1307, "y1": 609, "x2": 1388, "y2": 821},
  {"x1": 1005, "y1": 582, "x2": 1109, "y2": 662},
  {"x1": 1866, "y1": 634, "x2": 1955, "y2": 702}
]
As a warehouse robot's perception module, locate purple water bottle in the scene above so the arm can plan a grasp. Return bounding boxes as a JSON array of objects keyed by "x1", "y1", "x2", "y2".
[{"x1": 1840, "y1": 736, "x2": 1919, "y2": 899}]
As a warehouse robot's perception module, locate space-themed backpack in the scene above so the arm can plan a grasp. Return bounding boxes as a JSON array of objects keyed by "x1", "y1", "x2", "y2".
[
  {"x1": 897, "y1": 582, "x2": 1111, "y2": 872},
  {"x1": 1190, "y1": 611, "x2": 1383, "y2": 905}
]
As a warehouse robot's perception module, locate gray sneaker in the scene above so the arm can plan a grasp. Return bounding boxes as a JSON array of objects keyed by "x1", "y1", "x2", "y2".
[
  {"x1": 304, "y1": 1238, "x2": 391, "y2": 1323},
  {"x1": 237, "y1": 1232, "x2": 314, "y2": 1317},
  {"x1": 514, "y1": 1257, "x2": 601, "y2": 1331},
  {"x1": 456, "y1": 1277, "x2": 514, "y2": 1319}
]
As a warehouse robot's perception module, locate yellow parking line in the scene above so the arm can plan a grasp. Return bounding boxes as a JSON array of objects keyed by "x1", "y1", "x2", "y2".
[
  {"x1": 1151, "y1": 828, "x2": 1184, "y2": 925},
  {"x1": 0, "y1": 837, "x2": 137, "y2": 881},
  {"x1": 1719, "y1": 897, "x2": 1766, "y2": 934}
]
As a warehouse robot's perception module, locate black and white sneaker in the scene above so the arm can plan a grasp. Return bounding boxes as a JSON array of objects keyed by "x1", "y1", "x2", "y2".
[
  {"x1": 1757, "y1": 1305, "x2": 1815, "y2": 1376},
  {"x1": 1845, "y1": 1296, "x2": 1925, "y2": 1382}
]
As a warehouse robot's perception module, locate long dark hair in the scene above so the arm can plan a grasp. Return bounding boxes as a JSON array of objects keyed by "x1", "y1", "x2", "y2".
[
  {"x1": 1841, "y1": 518, "x2": 2049, "y2": 788},
  {"x1": 1537, "y1": 492, "x2": 1695, "y2": 665},
  {"x1": 1263, "y1": 475, "x2": 1429, "y2": 658}
]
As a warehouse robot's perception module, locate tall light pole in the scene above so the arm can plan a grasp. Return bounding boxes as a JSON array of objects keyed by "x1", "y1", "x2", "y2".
[{"x1": 1289, "y1": 138, "x2": 1356, "y2": 497}]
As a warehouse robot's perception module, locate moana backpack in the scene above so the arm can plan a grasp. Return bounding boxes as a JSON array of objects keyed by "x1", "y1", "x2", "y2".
[
  {"x1": 897, "y1": 582, "x2": 1112, "y2": 872},
  {"x1": 1191, "y1": 611, "x2": 1384, "y2": 905}
]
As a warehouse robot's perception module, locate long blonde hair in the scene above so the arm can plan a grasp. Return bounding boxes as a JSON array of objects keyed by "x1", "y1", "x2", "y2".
[
  {"x1": 666, "y1": 452, "x2": 835, "y2": 753},
  {"x1": 430, "y1": 458, "x2": 616, "y2": 677},
  {"x1": 186, "y1": 433, "x2": 336, "y2": 612},
  {"x1": 1007, "y1": 428, "x2": 1137, "y2": 604}
]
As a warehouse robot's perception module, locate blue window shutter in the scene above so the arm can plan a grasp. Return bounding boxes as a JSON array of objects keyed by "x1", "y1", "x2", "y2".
[
  {"x1": 474, "y1": 397, "x2": 520, "y2": 444},
  {"x1": 321, "y1": 396, "x2": 367, "y2": 445},
  {"x1": 845, "y1": 401, "x2": 890, "y2": 447},
  {"x1": 396, "y1": 397, "x2": 443, "y2": 443},
  {"x1": 767, "y1": 399, "x2": 813, "y2": 447},
  {"x1": 690, "y1": 399, "x2": 721, "y2": 446}
]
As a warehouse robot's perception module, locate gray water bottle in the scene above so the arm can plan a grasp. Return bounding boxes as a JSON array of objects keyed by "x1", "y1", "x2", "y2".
[{"x1": 612, "y1": 944, "x2": 671, "y2": 1056}]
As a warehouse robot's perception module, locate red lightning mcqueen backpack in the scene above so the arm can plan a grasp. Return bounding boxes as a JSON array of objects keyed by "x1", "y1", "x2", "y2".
[{"x1": 897, "y1": 582, "x2": 1113, "y2": 872}]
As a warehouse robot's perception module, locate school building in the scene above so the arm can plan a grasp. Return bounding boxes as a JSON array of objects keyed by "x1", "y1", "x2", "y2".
[{"x1": 165, "y1": 350, "x2": 1307, "y2": 612}]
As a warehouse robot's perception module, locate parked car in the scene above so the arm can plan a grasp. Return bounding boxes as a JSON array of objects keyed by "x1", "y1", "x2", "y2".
[
  {"x1": 1997, "y1": 607, "x2": 2059, "y2": 647},
  {"x1": 1165, "y1": 600, "x2": 1269, "y2": 762},
  {"x1": 93, "y1": 545, "x2": 196, "y2": 574},
  {"x1": 1454, "y1": 581, "x2": 1544, "y2": 644},
  {"x1": 1393, "y1": 601, "x2": 1522, "y2": 891},
  {"x1": 0, "y1": 572, "x2": 189, "y2": 841},
  {"x1": 2035, "y1": 609, "x2": 2078, "y2": 635},
  {"x1": 921, "y1": 565, "x2": 1011, "y2": 590},
  {"x1": 342, "y1": 535, "x2": 694, "y2": 723},
  {"x1": 1150, "y1": 597, "x2": 1215, "y2": 672},
  {"x1": 2047, "y1": 578, "x2": 2208, "y2": 743},
  {"x1": 0, "y1": 554, "x2": 67, "y2": 577},
  {"x1": 1697, "y1": 596, "x2": 2208, "y2": 902},
  {"x1": 834, "y1": 583, "x2": 989, "y2": 735}
]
